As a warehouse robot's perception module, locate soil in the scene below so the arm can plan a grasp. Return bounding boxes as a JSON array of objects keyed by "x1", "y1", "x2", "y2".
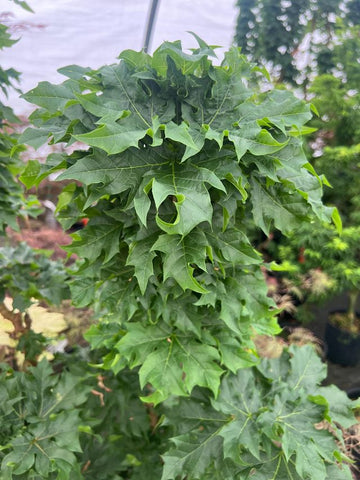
[{"x1": 7, "y1": 221, "x2": 72, "y2": 260}]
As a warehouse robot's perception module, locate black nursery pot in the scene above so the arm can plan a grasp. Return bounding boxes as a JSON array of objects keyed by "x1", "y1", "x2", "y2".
[
  {"x1": 325, "y1": 318, "x2": 360, "y2": 367},
  {"x1": 347, "y1": 387, "x2": 360, "y2": 400}
]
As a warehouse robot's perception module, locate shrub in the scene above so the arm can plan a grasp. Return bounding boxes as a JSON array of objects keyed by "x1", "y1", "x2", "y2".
[{"x1": 12, "y1": 36, "x2": 355, "y2": 479}]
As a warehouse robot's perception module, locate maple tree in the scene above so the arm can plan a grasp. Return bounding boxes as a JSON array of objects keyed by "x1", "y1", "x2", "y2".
[{"x1": 1, "y1": 36, "x2": 355, "y2": 478}]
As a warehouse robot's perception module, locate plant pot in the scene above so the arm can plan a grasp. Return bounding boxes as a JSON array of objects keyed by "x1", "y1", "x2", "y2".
[
  {"x1": 347, "y1": 387, "x2": 360, "y2": 400},
  {"x1": 324, "y1": 318, "x2": 360, "y2": 367}
]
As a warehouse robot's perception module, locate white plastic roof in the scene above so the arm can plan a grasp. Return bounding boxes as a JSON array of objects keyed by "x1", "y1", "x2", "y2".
[{"x1": 1, "y1": 0, "x2": 237, "y2": 114}]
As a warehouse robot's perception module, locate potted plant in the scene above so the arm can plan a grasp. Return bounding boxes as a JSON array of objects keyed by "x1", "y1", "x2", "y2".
[
  {"x1": 276, "y1": 222, "x2": 360, "y2": 366},
  {"x1": 16, "y1": 36, "x2": 356, "y2": 478}
]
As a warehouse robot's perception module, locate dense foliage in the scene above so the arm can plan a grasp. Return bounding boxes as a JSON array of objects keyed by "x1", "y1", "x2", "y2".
[
  {"x1": 20, "y1": 36, "x2": 338, "y2": 400},
  {"x1": 276, "y1": 222, "x2": 360, "y2": 331},
  {"x1": 0, "y1": 242, "x2": 69, "y2": 310},
  {"x1": 0, "y1": 22, "x2": 33, "y2": 233},
  {"x1": 2, "y1": 344, "x2": 355, "y2": 479},
  {"x1": 0, "y1": 360, "x2": 90, "y2": 479},
  {"x1": 161, "y1": 345, "x2": 355, "y2": 480},
  {"x1": 0, "y1": 10, "x2": 69, "y2": 354},
  {"x1": 10, "y1": 37, "x2": 356, "y2": 479},
  {"x1": 235, "y1": 0, "x2": 359, "y2": 87},
  {"x1": 309, "y1": 71, "x2": 360, "y2": 226}
]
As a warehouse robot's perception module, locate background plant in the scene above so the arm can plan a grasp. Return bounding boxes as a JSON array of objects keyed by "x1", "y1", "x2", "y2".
[
  {"x1": 0, "y1": 18, "x2": 39, "y2": 234},
  {"x1": 309, "y1": 71, "x2": 360, "y2": 226},
  {"x1": 0, "y1": 18, "x2": 80, "y2": 472},
  {"x1": 276, "y1": 223, "x2": 360, "y2": 331},
  {"x1": 234, "y1": 0, "x2": 359, "y2": 89},
  {"x1": 0, "y1": 3, "x2": 70, "y2": 371}
]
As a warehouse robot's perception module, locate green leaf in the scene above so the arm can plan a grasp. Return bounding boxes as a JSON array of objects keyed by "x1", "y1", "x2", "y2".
[
  {"x1": 215, "y1": 333, "x2": 258, "y2": 373},
  {"x1": 207, "y1": 229, "x2": 261, "y2": 267},
  {"x1": 21, "y1": 81, "x2": 76, "y2": 113},
  {"x1": 3, "y1": 448, "x2": 35, "y2": 475},
  {"x1": 118, "y1": 325, "x2": 222, "y2": 405},
  {"x1": 116, "y1": 323, "x2": 170, "y2": 369},
  {"x1": 139, "y1": 341, "x2": 189, "y2": 405},
  {"x1": 119, "y1": 49, "x2": 152, "y2": 68},
  {"x1": 152, "y1": 39, "x2": 212, "y2": 77},
  {"x1": 164, "y1": 121, "x2": 203, "y2": 157},
  {"x1": 198, "y1": 270, "x2": 276, "y2": 336},
  {"x1": 63, "y1": 218, "x2": 122, "y2": 264},
  {"x1": 126, "y1": 235, "x2": 157, "y2": 294},
  {"x1": 332, "y1": 207, "x2": 342, "y2": 234},
  {"x1": 58, "y1": 64, "x2": 92, "y2": 80},
  {"x1": 251, "y1": 178, "x2": 310, "y2": 235},
  {"x1": 272, "y1": 141, "x2": 334, "y2": 224},
  {"x1": 260, "y1": 90, "x2": 313, "y2": 131},
  {"x1": 69, "y1": 277, "x2": 97, "y2": 307},
  {"x1": 175, "y1": 340, "x2": 223, "y2": 398},
  {"x1": 150, "y1": 162, "x2": 225, "y2": 236},
  {"x1": 229, "y1": 128, "x2": 288, "y2": 160},
  {"x1": 287, "y1": 344, "x2": 327, "y2": 390},
  {"x1": 84, "y1": 322, "x2": 120, "y2": 349},
  {"x1": 134, "y1": 178, "x2": 153, "y2": 226},
  {"x1": 258, "y1": 398, "x2": 328, "y2": 478},
  {"x1": 57, "y1": 146, "x2": 168, "y2": 207},
  {"x1": 249, "y1": 452, "x2": 303, "y2": 480},
  {"x1": 310, "y1": 385, "x2": 357, "y2": 428},
  {"x1": 8, "y1": 0, "x2": 34, "y2": 12},
  {"x1": 19, "y1": 126, "x2": 51, "y2": 149},
  {"x1": 73, "y1": 118, "x2": 148, "y2": 155},
  {"x1": 325, "y1": 463, "x2": 353, "y2": 480},
  {"x1": 161, "y1": 432, "x2": 223, "y2": 480},
  {"x1": 99, "y1": 61, "x2": 174, "y2": 127},
  {"x1": 19, "y1": 155, "x2": 66, "y2": 188},
  {"x1": 74, "y1": 91, "x2": 127, "y2": 123},
  {"x1": 99, "y1": 272, "x2": 139, "y2": 320},
  {"x1": 212, "y1": 369, "x2": 262, "y2": 460},
  {"x1": 152, "y1": 232, "x2": 208, "y2": 293}
]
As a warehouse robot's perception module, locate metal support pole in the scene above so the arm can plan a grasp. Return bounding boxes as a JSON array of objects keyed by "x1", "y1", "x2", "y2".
[{"x1": 143, "y1": 0, "x2": 161, "y2": 53}]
